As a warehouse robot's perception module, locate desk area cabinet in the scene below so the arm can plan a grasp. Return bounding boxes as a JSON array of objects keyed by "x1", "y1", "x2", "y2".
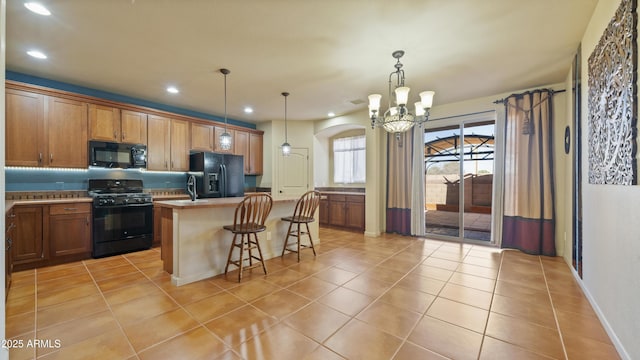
[{"x1": 319, "y1": 192, "x2": 365, "y2": 231}]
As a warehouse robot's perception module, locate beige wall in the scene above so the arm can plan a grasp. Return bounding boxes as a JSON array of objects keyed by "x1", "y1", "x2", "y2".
[{"x1": 578, "y1": 0, "x2": 640, "y2": 357}]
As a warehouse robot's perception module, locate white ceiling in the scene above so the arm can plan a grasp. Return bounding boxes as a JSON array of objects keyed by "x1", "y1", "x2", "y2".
[{"x1": 6, "y1": 0, "x2": 598, "y2": 124}]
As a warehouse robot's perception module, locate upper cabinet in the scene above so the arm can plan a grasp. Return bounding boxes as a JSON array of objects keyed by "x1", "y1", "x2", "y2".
[
  {"x1": 47, "y1": 97, "x2": 88, "y2": 168},
  {"x1": 88, "y1": 104, "x2": 120, "y2": 142},
  {"x1": 190, "y1": 122, "x2": 214, "y2": 152},
  {"x1": 121, "y1": 110, "x2": 148, "y2": 144},
  {"x1": 89, "y1": 106, "x2": 147, "y2": 144},
  {"x1": 170, "y1": 119, "x2": 189, "y2": 171},
  {"x1": 234, "y1": 130, "x2": 263, "y2": 175},
  {"x1": 6, "y1": 89, "x2": 45, "y2": 167},
  {"x1": 6, "y1": 89, "x2": 87, "y2": 168},
  {"x1": 6, "y1": 82, "x2": 262, "y2": 173},
  {"x1": 147, "y1": 115, "x2": 189, "y2": 171}
]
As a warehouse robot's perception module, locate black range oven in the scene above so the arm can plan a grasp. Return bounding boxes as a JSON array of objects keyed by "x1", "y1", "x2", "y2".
[{"x1": 88, "y1": 179, "x2": 153, "y2": 258}]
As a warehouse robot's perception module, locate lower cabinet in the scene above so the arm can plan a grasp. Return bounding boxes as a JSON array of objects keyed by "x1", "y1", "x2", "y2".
[
  {"x1": 320, "y1": 193, "x2": 365, "y2": 231},
  {"x1": 48, "y1": 203, "x2": 92, "y2": 258},
  {"x1": 6, "y1": 209, "x2": 15, "y2": 299},
  {"x1": 12, "y1": 205, "x2": 45, "y2": 266},
  {"x1": 11, "y1": 202, "x2": 92, "y2": 271}
]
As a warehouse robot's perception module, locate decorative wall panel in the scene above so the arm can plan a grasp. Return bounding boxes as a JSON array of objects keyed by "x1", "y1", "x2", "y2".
[{"x1": 588, "y1": 0, "x2": 638, "y2": 185}]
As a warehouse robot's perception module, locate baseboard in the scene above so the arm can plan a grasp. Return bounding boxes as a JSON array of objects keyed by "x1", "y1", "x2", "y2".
[
  {"x1": 364, "y1": 230, "x2": 381, "y2": 237},
  {"x1": 570, "y1": 268, "x2": 631, "y2": 360}
]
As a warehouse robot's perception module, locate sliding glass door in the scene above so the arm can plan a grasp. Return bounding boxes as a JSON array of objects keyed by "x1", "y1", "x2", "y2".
[{"x1": 424, "y1": 120, "x2": 496, "y2": 244}]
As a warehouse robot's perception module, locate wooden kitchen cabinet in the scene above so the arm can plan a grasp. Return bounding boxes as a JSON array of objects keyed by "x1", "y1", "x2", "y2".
[
  {"x1": 5, "y1": 88, "x2": 45, "y2": 167},
  {"x1": 120, "y1": 110, "x2": 148, "y2": 144},
  {"x1": 147, "y1": 114, "x2": 171, "y2": 170},
  {"x1": 88, "y1": 104, "x2": 121, "y2": 142},
  {"x1": 235, "y1": 130, "x2": 263, "y2": 175},
  {"x1": 6, "y1": 90, "x2": 87, "y2": 168},
  {"x1": 12, "y1": 205, "x2": 46, "y2": 266},
  {"x1": 147, "y1": 115, "x2": 189, "y2": 171},
  {"x1": 319, "y1": 196, "x2": 329, "y2": 225},
  {"x1": 48, "y1": 203, "x2": 92, "y2": 258},
  {"x1": 11, "y1": 202, "x2": 93, "y2": 271},
  {"x1": 88, "y1": 106, "x2": 148, "y2": 144},
  {"x1": 46, "y1": 96, "x2": 88, "y2": 168},
  {"x1": 322, "y1": 193, "x2": 365, "y2": 231},
  {"x1": 6, "y1": 209, "x2": 15, "y2": 299},
  {"x1": 190, "y1": 122, "x2": 215, "y2": 152},
  {"x1": 249, "y1": 132, "x2": 263, "y2": 174},
  {"x1": 170, "y1": 119, "x2": 190, "y2": 171}
]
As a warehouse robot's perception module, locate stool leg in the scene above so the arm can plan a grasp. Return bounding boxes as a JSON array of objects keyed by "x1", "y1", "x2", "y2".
[
  {"x1": 254, "y1": 232, "x2": 268, "y2": 275},
  {"x1": 225, "y1": 233, "x2": 238, "y2": 275},
  {"x1": 306, "y1": 222, "x2": 316, "y2": 256},
  {"x1": 237, "y1": 234, "x2": 246, "y2": 282},
  {"x1": 281, "y1": 220, "x2": 294, "y2": 258},
  {"x1": 296, "y1": 222, "x2": 302, "y2": 262}
]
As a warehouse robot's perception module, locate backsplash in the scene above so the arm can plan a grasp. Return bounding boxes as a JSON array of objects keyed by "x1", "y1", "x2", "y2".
[{"x1": 5, "y1": 167, "x2": 257, "y2": 192}]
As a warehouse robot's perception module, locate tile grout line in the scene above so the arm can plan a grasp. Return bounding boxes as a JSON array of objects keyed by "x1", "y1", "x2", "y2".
[
  {"x1": 476, "y1": 245, "x2": 505, "y2": 360},
  {"x1": 120, "y1": 252, "x2": 246, "y2": 359},
  {"x1": 539, "y1": 256, "x2": 569, "y2": 360},
  {"x1": 79, "y1": 257, "x2": 139, "y2": 359}
]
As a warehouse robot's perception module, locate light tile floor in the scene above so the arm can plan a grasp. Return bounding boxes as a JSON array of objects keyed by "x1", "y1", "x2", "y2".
[{"x1": 6, "y1": 227, "x2": 619, "y2": 359}]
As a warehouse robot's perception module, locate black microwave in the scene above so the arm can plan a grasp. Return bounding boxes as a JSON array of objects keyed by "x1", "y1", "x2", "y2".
[{"x1": 89, "y1": 141, "x2": 147, "y2": 169}]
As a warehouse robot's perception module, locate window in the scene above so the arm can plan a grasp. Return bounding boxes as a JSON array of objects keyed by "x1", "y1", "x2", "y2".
[{"x1": 333, "y1": 135, "x2": 366, "y2": 183}]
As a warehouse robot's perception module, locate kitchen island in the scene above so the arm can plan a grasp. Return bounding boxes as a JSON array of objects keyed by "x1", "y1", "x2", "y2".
[{"x1": 154, "y1": 195, "x2": 319, "y2": 286}]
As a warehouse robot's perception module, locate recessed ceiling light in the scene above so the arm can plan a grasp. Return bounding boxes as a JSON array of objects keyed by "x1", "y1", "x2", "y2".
[
  {"x1": 27, "y1": 50, "x2": 47, "y2": 59},
  {"x1": 24, "y1": 2, "x2": 51, "y2": 16},
  {"x1": 328, "y1": 112, "x2": 336, "y2": 117},
  {"x1": 244, "y1": 107, "x2": 253, "y2": 114},
  {"x1": 166, "y1": 86, "x2": 179, "y2": 94}
]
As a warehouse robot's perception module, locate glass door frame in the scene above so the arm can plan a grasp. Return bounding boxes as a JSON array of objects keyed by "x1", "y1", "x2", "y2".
[{"x1": 423, "y1": 110, "x2": 504, "y2": 247}]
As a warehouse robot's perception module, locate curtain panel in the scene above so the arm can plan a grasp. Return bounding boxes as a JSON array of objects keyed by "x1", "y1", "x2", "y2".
[
  {"x1": 502, "y1": 90, "x2": 556, "y2": 256},
  {"x1": 386, "y1": 131, "x2": 413, "y2": 235}
]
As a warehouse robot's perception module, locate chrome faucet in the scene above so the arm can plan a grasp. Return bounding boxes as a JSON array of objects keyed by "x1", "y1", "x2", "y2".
[{"x1": 187, "y1": 175, "x2": 197, "y2": 201}]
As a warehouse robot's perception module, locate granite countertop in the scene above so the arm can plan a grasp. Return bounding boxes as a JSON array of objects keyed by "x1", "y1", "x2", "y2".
[
  {"x1": 155, "y1": 195, "x2": 298, "y2": 210},
  {"x1": 5, "y1": 197, "x2": 94, "y2": 214}
]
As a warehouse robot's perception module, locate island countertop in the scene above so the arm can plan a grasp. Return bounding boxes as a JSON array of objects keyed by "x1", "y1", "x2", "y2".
[{"x1": 154, "y1": 195, "x2": 298, "y2": 209}]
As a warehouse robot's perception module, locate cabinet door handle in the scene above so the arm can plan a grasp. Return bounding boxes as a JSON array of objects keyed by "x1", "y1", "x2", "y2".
[
  {"x1": 86, "y1": 216, "x2": 89, "y2": 225},
  {"x1": 63, "y1": 208, "x2": 78, "y2": 211},
  {"x1": 165, "y1": 161, "x2": 168, "y2": 169},
  {"x1": 122, "y1": 132, "x2": 126, "y2": 140},
  {"x1": 114, "y1": 131, "x2": 118, "y2": 140},
  {"x1": 50, "y1": 153, "x2": 53, "y2": 162},
  {"x1": 39, "y1": 153, "x2": 42, "y2": 164}
]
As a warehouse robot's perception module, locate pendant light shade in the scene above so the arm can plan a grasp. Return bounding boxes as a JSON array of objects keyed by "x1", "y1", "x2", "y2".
[
  {"x1": 219, "y1": 68, "x2": 232, "y2": 151},
  {"x1": 281, "y1": 92, "x2": 291, "y2": 156}
]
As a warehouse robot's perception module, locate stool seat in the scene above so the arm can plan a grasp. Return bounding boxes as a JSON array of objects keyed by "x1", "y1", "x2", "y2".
[
  {"x1": 281, "y1": 215, "x2": 315, "y2": 223},
  {"x1": 281, "y1": 190, "x2": 321, "y2": 262},
  {"x1": 223, "y1": 223, "x2": 267, "y2": 234},
  {"x1": 223, "y1": 193, "x2": 273, "y2": 282}
]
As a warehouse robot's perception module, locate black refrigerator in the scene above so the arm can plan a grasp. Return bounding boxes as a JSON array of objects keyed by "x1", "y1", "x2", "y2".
[{"x1": 189, "y1": 152, "x2": 245, "y2": 198}]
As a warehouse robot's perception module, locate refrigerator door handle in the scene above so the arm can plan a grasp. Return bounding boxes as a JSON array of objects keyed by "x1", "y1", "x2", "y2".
[{"x1": 220, "y1": 164, "x2": 227, "y2": 197}]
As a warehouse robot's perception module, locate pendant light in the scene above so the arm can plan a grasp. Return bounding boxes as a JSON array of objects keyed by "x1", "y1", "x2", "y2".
[
  {"x1": 281, "y1": 92, "x2": 291, "y2": 156},
  {"x1": 219, "y1": 68, "x2": 232, "y2": 151}
]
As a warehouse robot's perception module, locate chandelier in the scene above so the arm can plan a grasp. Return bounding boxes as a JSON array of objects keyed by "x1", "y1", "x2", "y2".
[
  {"x1": 281, "y1": 92, "x2": 291, "y2": 156},
  {"x1": 368, "y1": 50, "x2": 435, "y2": 138}
]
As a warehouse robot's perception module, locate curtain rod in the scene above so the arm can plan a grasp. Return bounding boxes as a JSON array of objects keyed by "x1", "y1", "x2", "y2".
[
  {"x1": 427, "y1": 109, "x2": 495, "y2": 122},
  {"x1": 493, "y1": 88, "x2": 566, "y2": 104}
]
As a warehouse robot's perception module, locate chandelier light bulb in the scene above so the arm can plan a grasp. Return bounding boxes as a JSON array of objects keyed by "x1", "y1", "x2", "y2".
[
  {"x1": 394, "y1": 87, "x2": 410, "y2": 106},
  {"x1": 420, "y1": 91, "x2": 435, "y2": 109}
]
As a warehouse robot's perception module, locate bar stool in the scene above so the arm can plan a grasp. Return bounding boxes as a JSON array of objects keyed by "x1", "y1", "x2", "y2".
[
  {"x1": 281, "y1": 190, "x2": 321, "y2": 262},
  {"x1": 224, "y1": 193, "x2": 273, "y2": 282}
]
